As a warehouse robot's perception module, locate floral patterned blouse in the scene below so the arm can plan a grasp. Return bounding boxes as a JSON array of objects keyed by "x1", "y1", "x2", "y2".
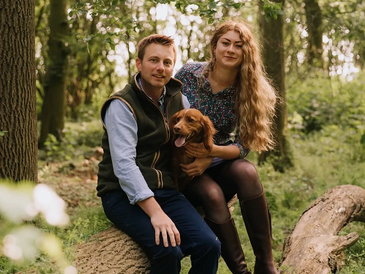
[{"x1": 174, "y1": 62, "x2": 249, "y2": 159}]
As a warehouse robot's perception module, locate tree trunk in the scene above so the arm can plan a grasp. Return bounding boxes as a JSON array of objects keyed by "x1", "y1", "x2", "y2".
[
  {"x1": 84, "y1": 16, "x2": 98, "y2": 106},
  {"x1": 258, "y1": 0, "x2": 293, "y2": 172},
  {"x1": 304, "y1": 0, "x2": 324, "y2": 68},
  {"x1": 280, "y1": 185, "x2": 365, "y2": 273},
  {"x1": 0, "y1": 0, "x2": 38, "y2": 182},
  {"x1": 75, "y1": 226, "x2": 151, "y2": 274},
  {"x1": 38, "y1": 0, "x2": 70, "y2": 148}
]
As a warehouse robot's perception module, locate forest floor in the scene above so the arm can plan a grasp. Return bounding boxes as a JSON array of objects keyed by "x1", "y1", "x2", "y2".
[{"x1": 38, "y1": 148, "x2": 102, "y2": 214}]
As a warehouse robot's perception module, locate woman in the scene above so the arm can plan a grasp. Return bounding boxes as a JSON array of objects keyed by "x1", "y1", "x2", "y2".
[{"x1": 174, "y1": 20, "x2": 278, "y2": 274}]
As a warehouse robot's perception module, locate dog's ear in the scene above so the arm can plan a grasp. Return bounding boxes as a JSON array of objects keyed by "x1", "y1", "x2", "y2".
[{"x1": 202, "y1": 115, "x2": 217, "y2": 151}]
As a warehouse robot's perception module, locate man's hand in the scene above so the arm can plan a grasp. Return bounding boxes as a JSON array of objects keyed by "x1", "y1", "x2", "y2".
[
  {"x1": 180, "y1": 157, "x2": 213, "y2": 177},
  {"x1": 150, "y1": 211, "x2": 181, "y2": 247},
  {"x1": 137, "y1": 197, "x2": 181, "y2": 247}
]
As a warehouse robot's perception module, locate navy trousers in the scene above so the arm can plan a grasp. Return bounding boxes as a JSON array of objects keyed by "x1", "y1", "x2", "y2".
[{"x1": 101, "y1": 189, "x2": 221, "y2": 274}]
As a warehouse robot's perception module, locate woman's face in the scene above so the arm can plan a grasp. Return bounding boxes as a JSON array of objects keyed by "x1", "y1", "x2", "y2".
[{"x1": 214, "y1": 30, "x2": 243, "y2": 70}]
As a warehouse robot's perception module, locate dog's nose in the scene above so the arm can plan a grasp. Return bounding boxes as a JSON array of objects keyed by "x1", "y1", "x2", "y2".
[{"x1": 174, "y1": 125, "x2": 181, "y2": 132}]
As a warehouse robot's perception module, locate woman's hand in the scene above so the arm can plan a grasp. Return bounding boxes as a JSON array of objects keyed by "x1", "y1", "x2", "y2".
[
  {"x1": 186, "y1": 143, "x2": 241, "y2": 160},
  {"x1": 185, "y1": 143, "x2": 215, "y2": 158},
  {"x1": 180, "y1": 157, "x2": 213, "y2": 177}
]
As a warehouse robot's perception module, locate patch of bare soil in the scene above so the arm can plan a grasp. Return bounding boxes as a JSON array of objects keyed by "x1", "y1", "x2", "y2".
[{"x1": 38, "y1": 150, "x2": 102, "y2": 213}]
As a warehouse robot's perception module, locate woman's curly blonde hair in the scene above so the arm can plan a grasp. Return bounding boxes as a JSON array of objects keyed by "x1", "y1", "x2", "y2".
[{"x1": 205, "y1": 20, "x2": 277, "y2": 153}]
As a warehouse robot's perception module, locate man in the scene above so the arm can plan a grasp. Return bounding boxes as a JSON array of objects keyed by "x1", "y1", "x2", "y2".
[{"x1": 97, "y1": 34, "x2": 220, "y2": 274}]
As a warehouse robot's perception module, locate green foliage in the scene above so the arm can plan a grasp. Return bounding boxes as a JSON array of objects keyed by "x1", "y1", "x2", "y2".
[
  {"x1": 263, "y1": 0, "x2": 285, "y2": 21},
  {"x1": 287, "y1": 73, "x2": 365, "y2": 134},
  {"x1": 321, "y1": 0, "x2": 365, "y2": 70},
  {"x1": 0, "y1": 130, "x2": 7, "y2": 137},
  {"x1": 63, "y1": 207, "x2": 111, "y2": 247},
  {"x1": 342, "y1": 236, "x2": 365, "y2": 273},
  {"x1": 39, "y1": 120, "x2": 103, "y2": 162}
]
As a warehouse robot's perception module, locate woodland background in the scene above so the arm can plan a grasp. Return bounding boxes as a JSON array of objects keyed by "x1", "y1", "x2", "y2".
[{"x1": 1, "y1": 0, "x2": 365, "y2": 273}]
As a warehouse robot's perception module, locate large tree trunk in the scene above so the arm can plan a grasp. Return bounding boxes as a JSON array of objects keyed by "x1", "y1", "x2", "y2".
[
  {"x1": 304, "y1": 0, "x2": 324, "y2": 68},
  {"x1": 258, "y1": 0, "x2": 293, "y2": 172},
  {"x1": 280, "y1": 185, "x2": 365, "y2": 273},
  {"x1": 0, "y1": 0, "x2": 38, "y2": 182},
  {"x1": 38, "y1": 0, "x2": 70, "y2": 148},
  {"x1": 84, "y1": 16, "x2": 98, "y2": 106}
]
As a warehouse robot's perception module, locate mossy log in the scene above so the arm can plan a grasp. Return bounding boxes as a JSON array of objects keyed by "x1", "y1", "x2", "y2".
[{"x1": 280, "y1": 185, "x2": 365, "y2": 274}]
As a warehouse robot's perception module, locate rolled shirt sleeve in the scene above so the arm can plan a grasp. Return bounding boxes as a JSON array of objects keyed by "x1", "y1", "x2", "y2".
[{"x1": 104, "y1": 99, "x2": 154, "y2": 205}]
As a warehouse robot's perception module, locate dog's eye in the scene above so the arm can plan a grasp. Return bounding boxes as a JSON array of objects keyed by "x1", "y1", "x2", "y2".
[
  {"x1": 188, "y1": 118, "x2": 194, "y2": 123},
  {"x1": 176, "y1": 117, "x2": 180, "y2": 122}
]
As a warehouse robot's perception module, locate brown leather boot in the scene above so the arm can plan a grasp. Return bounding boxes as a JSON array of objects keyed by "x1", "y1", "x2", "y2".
[
  {"x1": 205, "y1": 217, "x2": 252, "y2": 274},
  {"x1": 239, "y1": 192, "x2": 279, "y2": 274}
]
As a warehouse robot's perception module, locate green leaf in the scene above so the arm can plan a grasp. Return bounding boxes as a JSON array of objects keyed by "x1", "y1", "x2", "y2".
[
  {"x1": 232, "y1": 3, "x2": 242, "y2": 9},
  {"x1": 263, "y1": 0, "x2": 284, "y2": 20}
]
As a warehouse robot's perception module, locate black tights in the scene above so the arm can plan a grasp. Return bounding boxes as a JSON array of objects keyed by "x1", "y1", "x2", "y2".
[{"x1": 183, "y1": 159, "x2": 263, "y2": 224}]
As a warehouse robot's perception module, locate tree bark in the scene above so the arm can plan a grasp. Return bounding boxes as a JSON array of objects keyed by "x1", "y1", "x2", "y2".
[
  {"x1": 0, "y1": 0, "x2": 38, "y2": 182},
  {"x1": 38, "y1": 0, "x2": 70, "y2": 148},
  {"x1": 75, "y1": 226, "x2": 151, "y2": 274},
  {"x1": 304, "y1": 0, "x2": 324, "y2": 68},
  {"x1": 258, "y1": 0, "x2": 293, "y2": 171},
  {"x1": 280, "y1": 185, "x2": 365, "y2": 273}
]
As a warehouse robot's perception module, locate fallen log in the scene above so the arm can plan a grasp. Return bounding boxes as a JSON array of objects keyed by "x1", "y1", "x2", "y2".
[
  {"x1": 74, "y1": 226, "x2": 150, "y2": 274},
  {"x1": 280, "y1": 184, "x2": 365, "y2": 274}
]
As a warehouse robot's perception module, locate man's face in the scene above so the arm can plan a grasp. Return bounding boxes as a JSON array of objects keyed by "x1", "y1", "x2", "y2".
[{"x1": 136, "y1": 43, "x2": 175, "y2": 93}]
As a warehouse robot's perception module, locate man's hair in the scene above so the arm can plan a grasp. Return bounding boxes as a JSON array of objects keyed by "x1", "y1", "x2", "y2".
[{"x1": 137, "y1": 34, "x2": 177, "y2": 63}]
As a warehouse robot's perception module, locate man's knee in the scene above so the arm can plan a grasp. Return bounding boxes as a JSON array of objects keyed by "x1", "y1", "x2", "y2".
[
  {"x1": 197, "y1": 232, "x2": 221, "y2": 256},
  {"x1": 152, "y1": 245, "x2": 183, "y2": 261}
]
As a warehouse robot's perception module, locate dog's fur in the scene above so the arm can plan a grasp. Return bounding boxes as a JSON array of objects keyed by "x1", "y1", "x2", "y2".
[{"x1": 169, "y1": 109, "x2": 216, "y2": 191}]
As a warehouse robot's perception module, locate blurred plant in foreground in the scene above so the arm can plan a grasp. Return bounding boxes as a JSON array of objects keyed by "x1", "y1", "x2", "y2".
[{"x1": 0, "y1": 180, "x2": 77, "y2": 274}]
